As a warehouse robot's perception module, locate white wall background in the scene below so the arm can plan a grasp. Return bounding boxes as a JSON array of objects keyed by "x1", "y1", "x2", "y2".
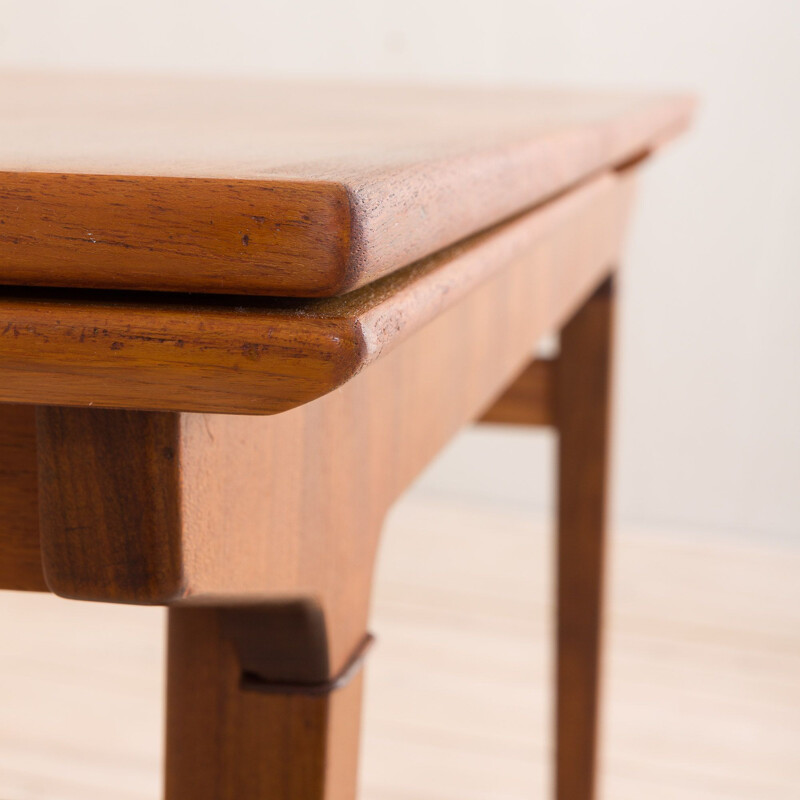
[{"x1": 1, "y1": 0, "x2": 798, "y2": 540}]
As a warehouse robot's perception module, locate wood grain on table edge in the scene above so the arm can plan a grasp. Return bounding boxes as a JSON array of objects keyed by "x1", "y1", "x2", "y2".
[
  {"x1": 0, "y1": 174, "x2": 354, "y2": 296},
  {"x1": 346, "y1": 93, "x2": 691, "y2": 293},
  {"x1": 0, "y1": 94, "x2": 692, "y2": 297},
  {"x1": 0, "y1": 170, "x2": 634, "y2": 415}
]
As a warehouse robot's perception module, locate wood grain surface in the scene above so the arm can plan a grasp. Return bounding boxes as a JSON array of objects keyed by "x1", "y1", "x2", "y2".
[
  {"x1": 0, "y1": 404, "x2": 45, "y2": 591},
  {"x1": 0, "y1": 72, "x2": 691, "y2": 295},
  {"x1": 36, "y1": 408, "x2": 183, "y2": 600},
  {"x1": 36, "y1": 176, "x2": 633, "y2": 674},
  {"x1": 0, "y1": 172, "x2": 633, "y2": 415}
]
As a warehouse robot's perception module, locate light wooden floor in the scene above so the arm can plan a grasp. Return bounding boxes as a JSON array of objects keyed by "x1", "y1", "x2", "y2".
[{"x1": 2, "y1": 487, "x2": 799, "y2": 799}]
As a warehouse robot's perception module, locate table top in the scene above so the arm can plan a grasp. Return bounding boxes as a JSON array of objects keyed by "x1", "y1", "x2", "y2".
[
  {"x1": 0, "y1": 170, "x2": 634, "y2": 414},
  {"x1": 0, "y1": 72, "x2": 692, "y2": 297}
]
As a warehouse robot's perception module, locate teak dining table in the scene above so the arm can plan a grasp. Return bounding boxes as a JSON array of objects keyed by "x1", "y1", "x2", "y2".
[{"x1": 0, "y1": 73, "x2": 692, "y2": 800}]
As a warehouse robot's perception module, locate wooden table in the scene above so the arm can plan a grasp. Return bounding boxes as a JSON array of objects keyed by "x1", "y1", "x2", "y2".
[{"x1": 0, "y1": 73, "x2": 692, "y2": 800}]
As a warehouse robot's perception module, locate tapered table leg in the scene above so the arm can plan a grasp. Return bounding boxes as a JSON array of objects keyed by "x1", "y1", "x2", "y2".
[{"x1": 554, "y1": 278, "x2": 615, "y2": 800}]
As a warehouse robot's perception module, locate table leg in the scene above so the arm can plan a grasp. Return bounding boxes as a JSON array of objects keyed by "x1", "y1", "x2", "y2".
[
  {"x1": 555, "y1": 277, "x2": 615, "y2": 800},
  {"x1": 165, "y1": 604, "x2": 370, "y2": 800}
]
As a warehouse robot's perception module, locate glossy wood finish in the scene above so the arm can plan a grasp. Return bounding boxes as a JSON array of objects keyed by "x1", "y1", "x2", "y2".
[
  {"x1": 0, "y1": 72, "x2": 691, "y2": 296},
  {"x1": 555, "y1": 279, "x2": 615, "y2": 800},
  {"x1": 0, "y1": 173, "x2": 631, "y2": 414},
  {"x1": 0, "y1": 404, "x2": 46, "y2": 591},
  {"x1": 479, "y1": 358, "x2": 556, "y2": 427}
]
